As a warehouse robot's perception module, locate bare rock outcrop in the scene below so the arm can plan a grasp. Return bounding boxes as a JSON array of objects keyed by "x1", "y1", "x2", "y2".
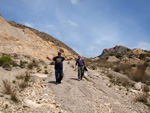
[{"x1": 99, "y1": 45, "x2": 130, "y2": 57}]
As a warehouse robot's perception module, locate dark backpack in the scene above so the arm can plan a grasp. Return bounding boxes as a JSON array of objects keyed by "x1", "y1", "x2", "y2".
[{"x1": 77, "y1": 59, "x2": 85, "y2": 65}]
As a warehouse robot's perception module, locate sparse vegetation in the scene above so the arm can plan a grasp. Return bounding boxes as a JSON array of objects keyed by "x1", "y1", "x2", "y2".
[
  {"x1": 45, "y1": 70, "x2": 48, "y2": 74},
  {"x1": 2, "y1": 79, "x2": 19, "y2": 102},
  {"x1": 2, "y1": 79, "x2": 12, "y2": 95},
  {"x1": 0, "y1": 56, "x2": 12, "y2": 66},
  {"x1": 27, "y1": 60, "x2": 38, "y2": 69},
  {"x1": 12, "y1": 80, "x2": 16, "y2": 84},
  {"x1": 50, "y1": 61, "x2": 55, "y2": 65},
  {"x1": 2, "y1": 62, "x2": 12, "y2": 71},
  {"x1": 16, "y1": 74, "x2": 25, "y2": 80},
  {"x1": 24, "y1": 73, "x2": 31, "y2": 82},
  {"x1": 135, "y1": 92, "x2": 150, "y2": 107},
  {"x1": 10, "y1": 90, "x2": 19, "y2": 102},
  {"x1": 20, "y1": 60, "x2": 26, "y2": 68},
  {"x1": 19, "y1": 81, "x2": 28, "y2": 89},
  {"x1": 139, "y1": 54, "x2": 146, "y2": 60},
  {"x1": 131, "y1": 64, "x2": 136, "y2": 67}
]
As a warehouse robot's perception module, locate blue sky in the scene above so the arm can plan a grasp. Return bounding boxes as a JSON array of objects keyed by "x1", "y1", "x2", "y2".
[{"x1": 0, "y1": 0, "x2": 150, "y2": 57}]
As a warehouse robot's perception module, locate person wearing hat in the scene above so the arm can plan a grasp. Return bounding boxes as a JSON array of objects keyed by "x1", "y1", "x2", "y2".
[{"x1": 47, "y1": 52, "x2": 72, "y2": 84}]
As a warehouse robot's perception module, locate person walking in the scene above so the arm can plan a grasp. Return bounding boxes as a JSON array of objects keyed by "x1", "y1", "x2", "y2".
[
  {"x1": 75, "y1": 56, "x2": 85, "y2": 81},
  {"x1": 47, "y1": 52, "x2": 72, "y2": 84}
]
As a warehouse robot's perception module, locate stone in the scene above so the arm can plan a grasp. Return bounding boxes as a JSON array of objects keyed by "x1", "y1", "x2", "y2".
[
  {"x1": 145, "y1": 67, "x2": 150, "y2": 76},
  {"x1": 134, "y1": 82, "x2": 142, "y2": 90},
  {"x1": 30, "y1": 76, "x2": 41, "y2": 83},
  {"x1": 24, "y1": 99, "x2": 41, "y2": 108},
  {"x1": 32, "y1": 73, "x2": 47, "y2": 78},
  {"x1": 107, "y1": 56, "x2": 120, "y2": 62}
]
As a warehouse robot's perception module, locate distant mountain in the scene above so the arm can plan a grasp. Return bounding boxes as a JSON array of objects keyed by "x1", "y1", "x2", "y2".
[
  {"x1": 99, "y1": 45, "x2": 130, "y2": 57},
  {"x1": 0, "y1": 14, "x2": 78, "y2": 60}
]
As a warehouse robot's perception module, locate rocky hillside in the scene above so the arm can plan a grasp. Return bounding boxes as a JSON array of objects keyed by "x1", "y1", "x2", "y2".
[
  {"x1": 0, "y1": 14, "x2": 78, "y2": 60},
  {"x1": 99, "y1": 45, "x2": 130, "y2": 57}
]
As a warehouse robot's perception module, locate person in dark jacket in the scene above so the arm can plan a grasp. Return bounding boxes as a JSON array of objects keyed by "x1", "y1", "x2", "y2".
[
  {"x1": 75, "y1": 55, "x2": 85, "y2": 81},
  {"x1": 47, "y1": 52, "x2": 72, "y2": 84}
]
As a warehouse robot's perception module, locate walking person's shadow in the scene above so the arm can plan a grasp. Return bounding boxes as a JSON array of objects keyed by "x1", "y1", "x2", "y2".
[
  {"x1": 70, "y1": 78, "x2": 78, "y2": 81},
  {"x1": 48, "y1": 81, "x2": 56, "y2": 84}
]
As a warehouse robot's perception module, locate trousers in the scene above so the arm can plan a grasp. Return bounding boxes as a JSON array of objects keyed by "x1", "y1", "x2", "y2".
[
  {"x1": 55, "y1": 69, "x2": 63, "y2": 83},
  {"x1": 78, "y1": 66, "x2": 84, "y2": 80}
]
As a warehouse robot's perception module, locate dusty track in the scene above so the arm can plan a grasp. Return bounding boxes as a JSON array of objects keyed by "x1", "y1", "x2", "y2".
[{"x1": 46, "y1": 61, "x2": 149, "y2": 113}]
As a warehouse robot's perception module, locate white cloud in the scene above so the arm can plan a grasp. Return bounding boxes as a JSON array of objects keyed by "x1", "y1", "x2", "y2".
[
  {"x1": 70, "y1": 0, "x2": 78, "y2": 4},
  {"x1": 24, "y1": 22, "x2": 34, "y2": 28},
  {"x1": 67, "y1": 20, "x2": 78, "y2": 27},
  {"x1": 135, "y1": 42, "x2": 150, "y2": 50}
]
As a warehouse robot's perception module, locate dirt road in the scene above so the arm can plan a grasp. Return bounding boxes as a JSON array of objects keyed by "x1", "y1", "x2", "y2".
[{"x1": 46, "y1": 61, "x2": 149, "y2": 113}]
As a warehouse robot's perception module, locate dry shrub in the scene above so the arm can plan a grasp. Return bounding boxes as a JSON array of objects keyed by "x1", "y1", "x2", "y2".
[
  {"x1": 2, "y1": 79, "x2": 12, "y2": 95},
  {"x1": 110, "y1": 77, "x2": 131, "y2": 87},
  {"x1": 71, "y1": 65, "x2": 75, "y2": 68},
  {"x1": 135, "y1": 92, "x2": 149, "y2": 105},
  {"x1": 16, "y1": 74, "x2": 25, "y2": 80},
  {"x1": 121, "y1": 64, "x2": 131, "y2": 74},
  {"x1": 11, "y1": 90, "x2": 19, "y2": 102},
  {"x1": 2, "y1": 62, "x2": 12, "y2": 71},
  {"x1": 113, "y1": 66, "x2": 121, "y2": 72},
  {"x1": 16, "y1": 72, "x2": 31, "y2": 82},
  {"x1": 19, "y1": 81, "x2": 28, "y2": 89},
  {"x1": 27, "y1": 60, "x2": 38, "y2": 70},
  {"x1": 24, "y1": 72, "x2": 31, "y2": 82},
  {"x1": 2, "y1": 79, "x2": 19, "y2": 102},
  {"x1": 128, "y1": 67, "x2": 149, "y2": 83},
  {"x1": 143, "y1": 85, "x2": 150, "y2": 92},
  {"x1": 90, "y1": 65, "x2": 97, "y2": 70},
  {"x1": 50, "y1": 61, "x2": 55, "y2": 65}
]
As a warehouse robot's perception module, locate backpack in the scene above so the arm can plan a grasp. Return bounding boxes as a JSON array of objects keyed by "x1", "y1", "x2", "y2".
[{"x1": 77, "y1": 59, "x2": 85, "y2": 65}]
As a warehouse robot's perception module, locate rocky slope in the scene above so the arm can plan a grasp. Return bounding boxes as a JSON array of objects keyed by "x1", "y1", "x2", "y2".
[
  {"x1": 1, "y1": 61, "x2": 150, "y2": 113},
  {"x1": 0, "y1": 14, "x2": 78, "y2": 60}
]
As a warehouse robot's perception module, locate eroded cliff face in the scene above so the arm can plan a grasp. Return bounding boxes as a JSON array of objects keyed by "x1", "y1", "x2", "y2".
[{"x1": 0, "y1": 15, "x2": 77, "y2": 60}]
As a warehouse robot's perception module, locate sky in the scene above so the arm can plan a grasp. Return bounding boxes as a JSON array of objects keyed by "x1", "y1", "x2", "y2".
[{"x1": 0, "y1": 0, "x2": 150, "y2": 57}]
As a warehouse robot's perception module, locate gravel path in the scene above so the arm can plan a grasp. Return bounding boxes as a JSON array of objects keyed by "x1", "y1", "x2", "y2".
[{"x1": 46, "y1": 61, "x2": 150, "y2": 113}]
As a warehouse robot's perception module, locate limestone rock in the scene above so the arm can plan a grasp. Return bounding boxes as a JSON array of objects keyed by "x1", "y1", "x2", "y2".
[
  {"x1": 99, "y1": 45, "x2": 130, "y2": 56},
  {"x1": 24, "y1": 99, "x2": 41, "y2": 108},
  {"x1": 145, "y1": 67, "x2": 150, "y2": 76},
  {"x1": 134, "y1": 82, "x2": 142, "y2": 90},
  {"x1": 32, "y1": 73, "x2": 47, "y2": 78},
  {"x1": 107, "y1": 56, "x2": 120, "y2": 62}
]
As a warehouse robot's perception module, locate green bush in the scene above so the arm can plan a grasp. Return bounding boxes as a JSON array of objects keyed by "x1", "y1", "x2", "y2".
[
  {"x1": 116, "y1": 53, "x2": 122, "y2": 58},
  {"x1": 20, "y1": 60, "x2": 26, "y2": 68},
  {"x1": 0, "y1": 56, "x2": 12, "y2": 66},
  {"x1": 45, "y1": 70, "x2": 48, "y2": 74},
  {"x1": 131, "y1": 64, "x2": 136, "y2": 67},
  {"x1": 139, "y1": 54, "x2": 146, "y2": 60},
  {"x1": 24, "y1": 73, "x2": 30, "y2": 82}
]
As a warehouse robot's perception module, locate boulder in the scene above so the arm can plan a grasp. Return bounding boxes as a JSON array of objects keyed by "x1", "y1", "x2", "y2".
[
  {"x1": 107, "y1": 56, "x2": 119, "y2": 62},
  {"x1": 145, "y1": 67, "x2": 150, "y2": 76},
  {"x1": 134, "y1": 82, "x2": 142, "y2": 90}
]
